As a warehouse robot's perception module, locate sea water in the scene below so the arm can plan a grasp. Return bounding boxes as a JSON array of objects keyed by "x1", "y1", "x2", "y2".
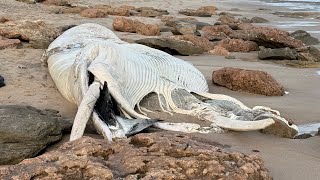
[{"x1": 262, "y1": 0, "x2": 320, "y2": 11}]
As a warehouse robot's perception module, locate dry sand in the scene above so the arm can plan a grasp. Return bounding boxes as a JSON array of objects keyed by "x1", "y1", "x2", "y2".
[{"x1": 0, "y1": 0, "x2": 320, "y2": 179}]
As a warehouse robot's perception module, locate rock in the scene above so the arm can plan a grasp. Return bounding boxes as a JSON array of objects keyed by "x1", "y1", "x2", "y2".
[
  {"x1": 55, "y1": 6, "x2": 86, "y2": 14},
  {"x1": 218, "y1": 39, "x2": 258, "y2": 52},
  {"x1": 297, "y1": 46, "x2": 320, "y2": 62},
  {"x1": 174, "y1": 21, "x2": 197, "y2": 35},
  {"x1": 161, "y1": 15, "x2": 175, "y2": 23},
  {"x1": 136, "y1": 24, "x2": 160, "y2": 36},
  {"x1": 179, "y1": 9, "x2": 212, "y2": 17},
  {"x1": 250, "y1": 17, "x2": 269, "y2": 23},
  {"x1": 0, "y1": 134, "x2": 272, "y2": 179},
  {"x1": 230, "y1": 27, "x2": 305, "y2": 48},
  {"x1": 112, "y1": 17, "x2": 143, "y2": 33},
  {"x1": 0, "y1": 105, "x2": 69, "y2": 165},
  {"x1": 0, "y1": 75, "x2": 5, "y2": 88},
  {"x1": 218, "y1": 15, "x2": 241, "y2": 26},
  {"x1": 238, "y1": 23, "x2": 255, "y2": 30},
  {"x1": 0, "y1": 16, "x2": 12, "y2": 23},
  {"x1": 135, "y1": 38, "x2": 204, "y2": 55},
  {"x1": 42, "y1": 0, "x2": 71, "y2": 6},
  {"x1": 225, "y1": 55, "x2": 236, "y2": 59},
  {"x1": 197, "y1": 6, "x2": 218, "y2": 15},
  {"x1": 239, "y1": 17, "x2": 251, "y2": 23},
  {"x1": 290, "y1": 30, "x2": 319, "y2": 45},
  {"x1": 179, "y1": 20, "x2": 211, "y2": 31},
  {"x1": 212, "y1": 67, "x2": 285, "y2": 96},
  {"x1": 208, "y1": 45, "x2": 231, "y2": 56},
  {"x1": 136, "y1": 7, "x2": 169, "y2": 16},
  {"x1": 258, "y1": 46, "x2": 297, "y2": 60},
  {"x1": 80, "y1": 8, "x2": 107, "y2": 18},
  {"x1": 201, "y1": 25, "x2": 232, "y2": 41},
  {"x1": 0, "y1": 36, "x2": 21, "y2": 49},
  {"x1": 109, "y1": 7, "x2": 131, "y2": 16},
  {"x1": 0, "y1": 20, "x2": 60, "y2": 49},
  {"x1": 160, "y1": 26, "x2": 174, "y2": 32},
  {"x1": 170, "y1": 34, "x2": 215, "y2": 52},
  {"x1": 16, "y1": 0, "x2": 36, "y2": 4}
]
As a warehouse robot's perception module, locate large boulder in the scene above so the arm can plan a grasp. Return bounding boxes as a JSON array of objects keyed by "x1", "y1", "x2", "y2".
[
  {"x1": 0, "y1": 105, "x2": 70, "y2": 165},
  {"x1": 174, "y1": 21, "x2": 197, "y2": 35},
  {"x1": 212, "y1": 67, "x2": 285, "y2": 96},
  {"x1": 0, "y1": 36, "x2": 21, "y2": 49},
  {"x1": 258, "y1": 47, "x2": 297, "y2": 60},
  {"x1": 135, "y1": 37, "x2": 204, "y2": 55},
  {"x1": 218, "y1": 39, "x2": 258, "y2": 52},
  {"x1": 0, "y1": 134, "x2": 272, "y2": 179},
  {"x1": 290, "y1": 30, "x2": 319, "y2": 45},
  {"x1": 113, "y1": 17, "x2": 159, "y2": 36},
  {"x1": 0, "y1": 20, "x2": 60, "y2": 49}
]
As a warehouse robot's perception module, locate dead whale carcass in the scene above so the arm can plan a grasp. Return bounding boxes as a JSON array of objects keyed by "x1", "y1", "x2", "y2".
[{"x1": 43, "y1": 23, "x2": 298, "y2": 141}]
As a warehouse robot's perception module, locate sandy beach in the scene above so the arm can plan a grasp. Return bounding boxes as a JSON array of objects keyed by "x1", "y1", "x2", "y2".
[{"x1": 0, "y1": 0, "x2": 320, "y2": 179}]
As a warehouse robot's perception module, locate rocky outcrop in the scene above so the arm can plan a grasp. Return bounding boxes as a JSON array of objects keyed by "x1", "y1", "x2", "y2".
[
  {"x1": 178, "y1": 6, "x2": 217, "y2": 17},
  {"x1": 0, "y1": 105, "x2": 71, "y2": 165},
  {"x1": 250, "y1": 17, "x2": 269, "y2": 23},
  {"x1": 290, "y1": 30, "x2": 319, "y2": 45},
  {"x1": 170, "y1": 34, "x2": 215, "y2": 52},
  {"x1": 135, "y1": 38, "x2": 204, "y2": 55},
  {"x1": 201, "y1": 25, "x2": 232, "y2": 41},
  {"x1": 230, "y1": 27, "x2": 305, "y2": 48},
  {"x1": 136, "y1": 24, "x2": 160, "y2": 36},
  {"x1": 208, "y1": 46, "x2": 231, "y2": 56},
  {"x1": 0, "y1": 20, "x2": 60, "y2": 49},
  {"x1": 0, "y1": 36, "x2": 21, "y2": 49},
  {"x1": 258, "y1": 47, "x2": 297, "y2": 60},
  {"x1": 0, "y1": 134, "x2": 272, "y2": 179},
  {"x1": 218, "y1": 39, "x2": 258, "y2": 52},
  {"x1": 135, "y1": 7, "x2": 169, "y2": 17},
  {"x1": 212, "y1": 67, "x2": 285, "y2": 96},
  {"x1": 297, "y1": 46, "x2": 320, "y2": 62},
  {"x1": 80, "y1": 8, "x2": 107, "y2": 18},
  {"x1": 113, "y1": 17, "x2": 159, "y2": 36}
]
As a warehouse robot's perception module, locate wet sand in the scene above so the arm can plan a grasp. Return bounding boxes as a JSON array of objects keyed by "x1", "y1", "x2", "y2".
[{"x1": 0, "y1": 0, "x2": 320, "y2": 179}]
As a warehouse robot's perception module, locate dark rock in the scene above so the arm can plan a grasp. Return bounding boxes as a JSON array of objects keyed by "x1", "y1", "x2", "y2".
[
  {"x1": 0, "y1": 134, "x2": 272, "y2": 179},
  {"x1": 258, "y1": 46, "x2": 297, "y2": 60},
  {"x1": 290, "y1": 30, "x2": 319, "y2": 45},
  {"x1": 135, "y1": 38, "x2": 204, "y2": 55},
  {"x1": 0, "y1": 20, "x2": 60, "y2": 49},
  {"x1": 212, "y1": 67, "x2": 285, "y2": 96},
  {"x1": 0, "y1": 75, "x2": 5, "y2": 88},
  {"x1": 297, "y1": 46, "x2": 320, "y2": 62},
  {"x1": 0, "y1": 105, "x2": 69, "y2": 165},
  {"x1": 250, "y1": 17, "x2": 269, "y2": 23}
]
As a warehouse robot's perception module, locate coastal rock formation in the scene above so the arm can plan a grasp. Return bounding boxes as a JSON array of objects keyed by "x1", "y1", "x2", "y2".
[
  {"x1": 297, "y1": 46, "x2": 320, "y2": 62},
  {"x1": 42, "y1": 0, "x2": 71, "y2": 6},
  {"x1": 250, "y1": 17, "x2": 269, "y2": 23},
  {"x1": 0, "y1": 20, "x2": 60, "y2": 49},
  {"x1": 208, "y1": 46, "x2": 231, "y2": 56},
  {"x1": 218, "y1": 39, "x2": 258, "y2": 52},
  {"x1": 258, "y1": 47, "x2": 297, "y2": 60},
  {"x1": 179, "y1": 8, "x2": 212, "y2": 17},
  {"x1": 80, "y1": 8, "x2": 107, "y2": 18},
  {"x1": 290, "y1": 30, "x2": 320, "y2": 45},
  {"x1": 135, "y1": 7, "x2": 169, "y2": 17},
  {"x1": 212, "y1": 67, "x2": 285, "y2": 96},
  {"x1": 170, "y1": 34, "x2": 215, "y2": 52},
  {"x1": 136, "y1": 24, "x2": 160, "y2": 36},
  {"x1": 112, "y1": 17, "x2": 159, "y2": 36},
  {"x1": 218, "y1": 15, "x2": 241, "y2": 27},
  {"x1": 202, "y1": 25, "x2": 232, "y2": 41},
  {"x1": 230, "y1": 27, "x2": 305, "y2": 48},
  {"x1": 135, "y1": 37, "x2": 204, "y2": 55},
  {"x1": 113, "y1": 17, "x2": 141, "y2": 33},
  {"x1": 0, "y1": 105, "x2": 70, "y2": 165},
  {"x1": 0, "y1": 134, "x2": 272, "y2": 179},
  {"x1": 0, "y1": 36, "x2": 21, "y2": 49},
  {"x1": 174, "y1": 21, "x2": 197, "y2": 35}
]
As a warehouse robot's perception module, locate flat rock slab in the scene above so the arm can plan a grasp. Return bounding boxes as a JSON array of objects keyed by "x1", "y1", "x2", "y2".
[
  {"x1": 0, "y1": 134, "x2": 272, "y2": 179},
  {"x1": 0, "y1": 105, "x2": 69, "y2": 165}
]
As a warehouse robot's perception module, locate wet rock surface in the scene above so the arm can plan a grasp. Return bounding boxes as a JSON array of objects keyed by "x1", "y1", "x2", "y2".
[
  {"x1": 0, "y1": 75, "x2": 5, "y2": 88},
  {"x1": 290, "y1": 30, "x2": 319, "y2": 45},
  {"x1": 0, "y1": 134, "x2": 272, "y2": 180},
  {"x1": 0, "y1": 20, "x2": 60, "y2": 49},
  {"x1": 212, "y1": 67, "x2": 285, "y2": 96},
  {"x1": 135, "y1": 37, "x2": 204, "y2": 55},
  {"x1": 0, "y1": 105, "x2": 71, "y2": 165},
  {"x1": 258, "y1": 47, "x2": 297, "y2": 60}
]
